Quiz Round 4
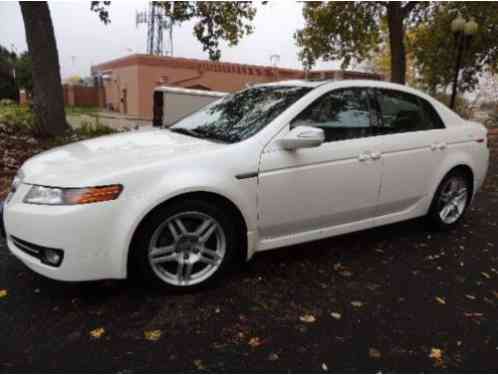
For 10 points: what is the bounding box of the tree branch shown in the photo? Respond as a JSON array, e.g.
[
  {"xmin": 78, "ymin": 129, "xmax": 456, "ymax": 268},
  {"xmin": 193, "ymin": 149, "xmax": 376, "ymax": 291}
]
[{"xmin": 402, "ymin": 1, "xmax": 420, "ymax": 17}]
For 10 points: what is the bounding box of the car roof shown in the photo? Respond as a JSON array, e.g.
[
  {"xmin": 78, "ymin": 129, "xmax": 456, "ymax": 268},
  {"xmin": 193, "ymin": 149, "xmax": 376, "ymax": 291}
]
[{"xmin": 256, "ymin": 79, "xmax": 464, "ymax": 126}]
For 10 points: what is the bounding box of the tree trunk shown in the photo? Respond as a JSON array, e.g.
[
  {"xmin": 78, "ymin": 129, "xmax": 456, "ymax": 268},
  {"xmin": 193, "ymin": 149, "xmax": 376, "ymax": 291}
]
[
  {"xmin": 20, "ymin": 2, "xmax": 69, "ymax": 137},
  {"xmin": 386, "ymin": 3, "xmax": 406, "ymax": 85}
]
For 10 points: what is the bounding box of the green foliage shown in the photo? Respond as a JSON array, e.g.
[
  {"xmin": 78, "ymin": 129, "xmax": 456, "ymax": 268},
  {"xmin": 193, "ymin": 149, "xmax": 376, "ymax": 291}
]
[
  {"xmin": 74, "ymin": 120, "xmax": 117, "ymax": 138},
  {"xmin": 0, "ymin": 99, "xmax": 16, "ymax": 106},
  {"xmin": 65, "ymin": 106, "xmax": 99, "ymax": 117},
  {"xmin": 15, "ymin": 52, "xmax": 33, "ymax": 94},
  {"xmin": 91, "ymin": 1, "xmax": 257, "ymax": 61},
  {"xmin": 0, "ymin": 103, "xmax": 35, "ymax": 132},
  {"xmin": 485, "ymin": 108, "xmax": 498, "ymax": 128},
  {"xmin": 433, "ymin": 93, "xmax": 474, "ymax": 120},
  {"xmin": 0, "ymin": 103, "xmax": 116, "ymax": 140},
  {"xmin": 295, "ymin": 2, "xmax": 384, "ymax": 70},
  {"xmin": 295, "ymin": 3, "xmax": 431, "ymax": 70},
  {"xmin": 0, "ymin": 45, "xmax": 18, "ymax": 101},
  {"xmin": 411, "ymin": 3, "xmax": 498, "ymax": 94}
]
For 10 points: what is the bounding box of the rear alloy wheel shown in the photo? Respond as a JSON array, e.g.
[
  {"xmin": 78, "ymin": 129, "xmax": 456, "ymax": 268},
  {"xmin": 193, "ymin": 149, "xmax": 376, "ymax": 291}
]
[
  {"xmin": 132, "ymin": 200, "xmax": 238, "ymax": 291},
  {"xmin": 427, "ymin": 171, "xmax": 471, "ymax": 230}
]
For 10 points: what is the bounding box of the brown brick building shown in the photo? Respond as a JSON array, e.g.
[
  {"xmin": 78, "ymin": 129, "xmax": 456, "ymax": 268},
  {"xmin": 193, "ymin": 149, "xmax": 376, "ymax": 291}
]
[{"xmin": 91, "ymin": 54, "xmax": 382, "ymax": 120}]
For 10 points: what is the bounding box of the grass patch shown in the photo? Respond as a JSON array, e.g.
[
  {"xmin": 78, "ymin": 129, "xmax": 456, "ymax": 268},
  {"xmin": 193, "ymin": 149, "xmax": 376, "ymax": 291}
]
[
  {"xmin": 65, "ymin": 106, "xmax": 99, "ymax": 117},
  {"xmin": 0, "ymin": 103, "xmax": 35, "ymax": 133}
]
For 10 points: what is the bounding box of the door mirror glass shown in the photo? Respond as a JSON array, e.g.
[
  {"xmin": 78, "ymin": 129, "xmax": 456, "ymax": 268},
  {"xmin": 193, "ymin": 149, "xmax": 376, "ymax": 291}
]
[{"xmin": 279, "ymin": 126, "xmax": 325, "ymax": 150}]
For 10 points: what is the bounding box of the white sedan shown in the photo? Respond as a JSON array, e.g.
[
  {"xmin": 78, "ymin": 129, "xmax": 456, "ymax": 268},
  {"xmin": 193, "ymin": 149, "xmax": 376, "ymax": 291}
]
[{"xmin": 1, "ymin": 80, "xmax": 489, "ymax": 291}]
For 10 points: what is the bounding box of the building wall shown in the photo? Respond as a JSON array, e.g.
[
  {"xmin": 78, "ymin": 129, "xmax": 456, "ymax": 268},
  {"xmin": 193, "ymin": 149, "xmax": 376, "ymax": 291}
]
[
  {"xmin": 93, "ymin": 54, "xmax": 382, "ymax": 120},
  {"xmin": 63, "ymin": 85, "xmax": 102, "ymax": 107},
  {"xmin": 101, "ymin": 65, "xmax": 140, "ymax": 116}
]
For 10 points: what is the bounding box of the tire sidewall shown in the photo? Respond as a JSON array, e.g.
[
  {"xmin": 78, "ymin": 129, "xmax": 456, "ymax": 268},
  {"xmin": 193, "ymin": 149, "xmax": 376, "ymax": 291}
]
[
  {"xmin": 427, "ymin": 171, "xmax": 471, "ymax": 230},
  {"xmin": 130, "ymin": 199, "xmax": 239, "ymax": 291}
]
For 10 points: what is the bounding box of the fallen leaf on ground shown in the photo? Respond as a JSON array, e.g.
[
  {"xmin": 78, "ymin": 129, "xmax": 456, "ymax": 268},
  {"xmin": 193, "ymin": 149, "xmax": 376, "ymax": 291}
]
[
  {"xmin": 268, "ymin": 353, "xmax": 279, "ymax": 361},
  {"xmin": 89, "ymin": 327, "xmax": 105, "ymax": 339},
  {"xmin": 493, "ymin": 291, "xmax": 498, "ymax": 299},
  {"xmin": 429, "ymin": 348, "xmax": 444, "ymax": 367},
  {"xmin": 338, "ymin": 270, "xmax": 353, "ymax": 278},
  {"xmin": 321, "ymin": 363, "xmax": 328, "ymax": 371},
  {"xmin": 351, "ymin": 301, "xmax": 363, "ymax": 308},
  {"xmin": 465, "ymin": 294, "xmax": 476, "ymax": 300},
  {"xmin": 330, "ymin": 312, "xmax": 342, "ymax": 320},
  {"xmin": 369, "ymin": 347, "xmax": 382, "ymax": 359},
  {"xmin": 193, "ymin": 359, "xmax": 206, "ymax": 370},
  {"xmin": 144, "ymin": 330, "xmax": 162, "ymax": 341},
  {"xmin": 435, "ymin": 297, "xmax": 446, "ymax": 305},
  {"xmin": 0, "ymin": 289, "xmax": 7, "ymax": 299},
  {"xmin": 248, "ymin": 337, "xmax": 263, "ymax": 348},
  {"xmin": 464, "ymin": 312, "xmax": 483, "ymax": 318},
  {"xmin": 481, "ymin": 272, "xmax": 491, "ymax": 279},
  {"xmin": 300, "ymin": 314, "xmax": 316, "ymax": 323}
]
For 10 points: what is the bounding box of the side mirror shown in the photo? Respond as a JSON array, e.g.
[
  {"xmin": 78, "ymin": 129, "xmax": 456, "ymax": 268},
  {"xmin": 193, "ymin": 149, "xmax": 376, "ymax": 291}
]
[{"xmin": 279, "ymin": 126, "xmax": 325, "ymax": 150}]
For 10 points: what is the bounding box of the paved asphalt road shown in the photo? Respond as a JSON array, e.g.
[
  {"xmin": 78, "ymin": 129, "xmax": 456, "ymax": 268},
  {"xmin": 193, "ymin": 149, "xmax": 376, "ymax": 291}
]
[
  {"xmin": 1, "ymin": 133, "xmax": 497, "ymax": 372},
  {"xmin": 1, "ymin": 191, "xmax": 497, "ymax": 372}
]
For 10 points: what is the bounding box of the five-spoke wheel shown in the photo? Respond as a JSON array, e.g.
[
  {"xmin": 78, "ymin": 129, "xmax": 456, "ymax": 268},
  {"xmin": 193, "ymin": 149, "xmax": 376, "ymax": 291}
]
[
  {"xmin": 148, "ymin": 212, "xmax": 226, "ymax": 286},
  {"xmin": 131, "ymin": 199, "xmax": 238, "ymax": 291},
  {"xmin": 427, "ymin": 170, "xmax": 471, "ymax": 230}
]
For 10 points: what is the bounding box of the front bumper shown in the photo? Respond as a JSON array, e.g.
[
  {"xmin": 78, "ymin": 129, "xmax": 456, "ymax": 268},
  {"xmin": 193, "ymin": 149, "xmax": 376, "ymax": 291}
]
[
  {"xmin": 3, "ymin": 184, "xmax": 127, "ymax": 281},
  {"xmin": 0, "ymin": 200, "xmax": 5, "ymax": 239}
]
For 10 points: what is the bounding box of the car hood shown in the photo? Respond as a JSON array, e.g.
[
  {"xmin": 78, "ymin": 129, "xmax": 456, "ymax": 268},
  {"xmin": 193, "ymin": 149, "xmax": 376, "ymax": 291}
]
[{"xmin": 20, "ymin": 129, "xmax": 226, "ymax": 187}]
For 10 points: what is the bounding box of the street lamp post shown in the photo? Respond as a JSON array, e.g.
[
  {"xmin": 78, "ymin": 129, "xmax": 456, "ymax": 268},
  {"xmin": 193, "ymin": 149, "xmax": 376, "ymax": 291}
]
[{"xmin": 449, "ymin": 14, "xmax": 478, "ymax": 109}]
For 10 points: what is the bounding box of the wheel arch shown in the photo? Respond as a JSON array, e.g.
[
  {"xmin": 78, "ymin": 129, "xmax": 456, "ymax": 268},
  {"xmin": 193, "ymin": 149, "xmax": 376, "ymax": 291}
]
[
  {"xmin": 126, "ymin": 190, "xmax": 249, "ymax": 277},
  {"xmin": 429, "ymin": 162, "xmax": 475, "ymax": 211}
]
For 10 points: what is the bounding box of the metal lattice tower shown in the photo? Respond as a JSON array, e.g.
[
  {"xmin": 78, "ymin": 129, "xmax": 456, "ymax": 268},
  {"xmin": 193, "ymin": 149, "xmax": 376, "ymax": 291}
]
[{"xmin": 136, "ymin": 3, "xmax": 174, "ymax": 56}]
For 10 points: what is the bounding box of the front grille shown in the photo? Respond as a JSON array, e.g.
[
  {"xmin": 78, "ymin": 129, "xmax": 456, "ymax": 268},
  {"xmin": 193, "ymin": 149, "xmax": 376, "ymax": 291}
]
[{"xmin": 10, "ymin": 236, "xmax": 64, "ymax": 267}]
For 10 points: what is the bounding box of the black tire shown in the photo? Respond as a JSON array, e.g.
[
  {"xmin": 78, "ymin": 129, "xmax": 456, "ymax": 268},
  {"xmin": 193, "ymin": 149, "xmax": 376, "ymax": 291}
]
[
  {"xmin": 426, "ymin": 169, "xmax": 471, "ymax": 231},
  {"xmin": 129, "ymin": 199, "xmax": 240, "ymax": 292}
]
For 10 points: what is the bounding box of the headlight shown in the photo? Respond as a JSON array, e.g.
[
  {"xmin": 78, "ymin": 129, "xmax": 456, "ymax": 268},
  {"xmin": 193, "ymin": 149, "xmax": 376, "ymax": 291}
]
[{"xmin": 23, "ymin": 185, "xmax": 123, "ymax": 205}]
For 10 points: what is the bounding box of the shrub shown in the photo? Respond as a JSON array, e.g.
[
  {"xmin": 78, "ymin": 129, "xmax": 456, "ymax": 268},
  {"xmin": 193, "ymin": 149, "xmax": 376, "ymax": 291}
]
[
  {"xmin": 0, "ymin": 103, "xmax": 35, "ymax": 132},
  {"xmin": 485, "ymin": 106, "xmax": 498, "ymax": 128},
  {"xmin": 433, "ymin": 93, "xmax": 474, "ymax": 119},
  {"xmin": 74, "ymin": 119, "xmax": 117, "ymax": 138},
  {"xmin": 0, "ymin": 98, "xmax": 16, "ymax": 106}
]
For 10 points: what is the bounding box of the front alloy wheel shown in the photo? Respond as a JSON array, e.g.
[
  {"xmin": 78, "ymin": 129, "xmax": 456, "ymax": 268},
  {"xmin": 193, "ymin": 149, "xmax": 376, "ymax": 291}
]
[
  {"xmin": 148, "ymin": 212, "xmax": 226, "ymax": 286},
  {"xmin": 131, "ymin": 199, "xmax": 238, "ymax": 290}
]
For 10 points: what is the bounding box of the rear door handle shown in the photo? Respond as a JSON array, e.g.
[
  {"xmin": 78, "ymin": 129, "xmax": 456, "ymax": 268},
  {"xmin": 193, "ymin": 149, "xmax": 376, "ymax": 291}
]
[
  {"xmin": 370, "ymin": 151, "xmax": 382, "ymax": 160},
  {"xmin": 438, "ymin": 142, "xmax": 447, "ymax": 150}
]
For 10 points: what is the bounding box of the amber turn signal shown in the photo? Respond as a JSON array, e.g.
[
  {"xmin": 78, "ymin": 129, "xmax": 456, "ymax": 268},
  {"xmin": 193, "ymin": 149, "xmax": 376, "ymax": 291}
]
[{"xmin": 65, "ymin": 185, "xmax": 123, "ymax": 205}]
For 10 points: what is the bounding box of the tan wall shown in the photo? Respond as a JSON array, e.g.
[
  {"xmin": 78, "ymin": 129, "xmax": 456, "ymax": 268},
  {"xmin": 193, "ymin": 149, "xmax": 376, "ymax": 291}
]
[
  {"xmin": 62, "ymin": 85, "xmax": 103, "ymax": 107},
  {"xmin": 135, "ymin": 66, "xmax": 299, "ymax": 119},
  {"xmin": 93, "ymin": 54, "xmax": 381, "ymax": 119},
  {"xmin": 101, "ymin": 65, "xmax": 140, "ymax": 117}
]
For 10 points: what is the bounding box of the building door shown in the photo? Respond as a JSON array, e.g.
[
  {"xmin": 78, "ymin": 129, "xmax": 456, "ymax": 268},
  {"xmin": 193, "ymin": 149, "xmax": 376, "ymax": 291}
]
[{"xmin": 121, "ymin": 89, "xmax": 127, "ymax": 114}]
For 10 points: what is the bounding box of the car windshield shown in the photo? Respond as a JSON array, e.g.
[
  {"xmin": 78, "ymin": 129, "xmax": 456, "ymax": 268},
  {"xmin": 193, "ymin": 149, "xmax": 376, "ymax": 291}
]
[{"xmin": 170, "ymin": 86, "xmax": 312, "ymax": 143}]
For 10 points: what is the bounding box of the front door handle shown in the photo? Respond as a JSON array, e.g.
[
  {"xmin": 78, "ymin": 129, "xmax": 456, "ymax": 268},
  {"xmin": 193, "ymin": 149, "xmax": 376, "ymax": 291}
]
[
  {"xmin": 430, "ymin": 143, "xmax": 438, "ymax": 151},
  {"xmin": 357, "ymin": 153, "xmax": 371, "ymax": 162}
]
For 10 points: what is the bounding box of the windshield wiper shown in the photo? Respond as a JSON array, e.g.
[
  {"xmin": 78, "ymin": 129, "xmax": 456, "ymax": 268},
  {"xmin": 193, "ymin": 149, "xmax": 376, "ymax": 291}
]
[
  {"xmin": 192, "ymin": 127, "xmax": 235, "ymax": 143},
  {"xmin": 168, "ymin": 128, "xmax": 204, "ymax": 138}
]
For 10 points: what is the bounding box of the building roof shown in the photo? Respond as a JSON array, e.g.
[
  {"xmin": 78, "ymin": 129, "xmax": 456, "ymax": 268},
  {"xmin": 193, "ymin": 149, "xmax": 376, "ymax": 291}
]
[{"xmin": 91, "ymin": 54, "xmax": 382, "ymax": 81}]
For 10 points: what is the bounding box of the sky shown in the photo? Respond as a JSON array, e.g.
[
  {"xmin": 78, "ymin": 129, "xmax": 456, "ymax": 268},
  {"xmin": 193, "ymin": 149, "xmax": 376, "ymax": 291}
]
[{"xmin": 0, "ymin": 1, "xmax": 342, "ymax": 80}]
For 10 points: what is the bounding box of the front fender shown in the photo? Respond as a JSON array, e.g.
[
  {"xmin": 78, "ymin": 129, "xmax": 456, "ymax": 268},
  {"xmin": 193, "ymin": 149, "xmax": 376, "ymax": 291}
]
[{"xmin": 109, "ymin": 168, "xmax": 258, "ymax": 278}]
